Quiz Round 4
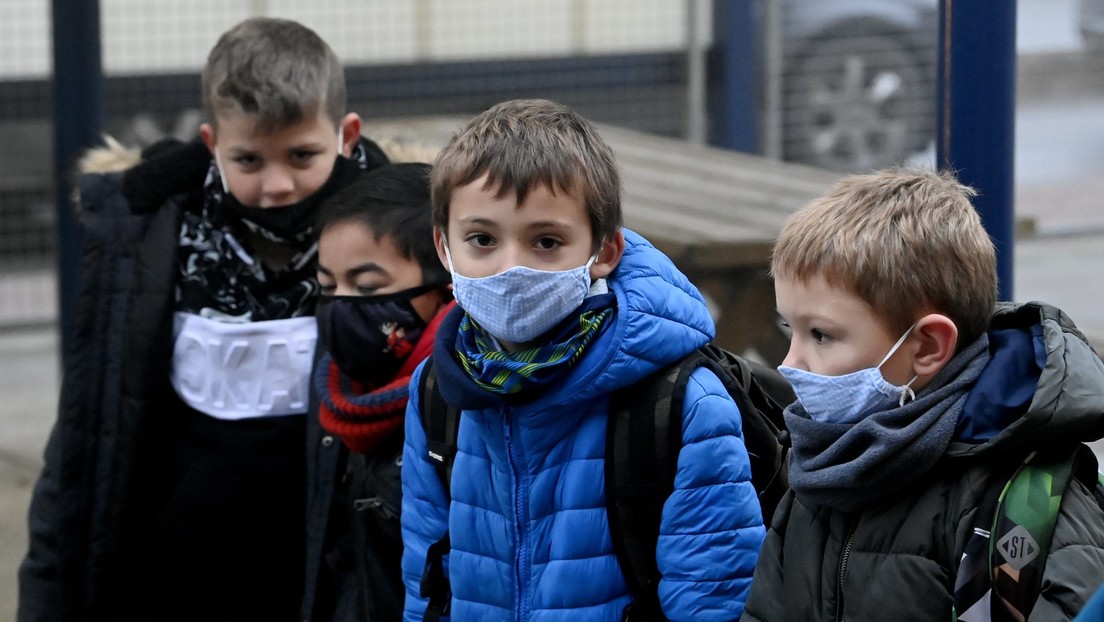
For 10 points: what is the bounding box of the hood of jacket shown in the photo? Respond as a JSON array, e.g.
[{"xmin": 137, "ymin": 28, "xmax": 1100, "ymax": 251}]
[
  {"xmin": 432, "ymin": 228, "xmax": 715, "ymax": 410},
  {"xmin": 950, "ymin": 300, "xmax": 1104, "ymax": 458}
]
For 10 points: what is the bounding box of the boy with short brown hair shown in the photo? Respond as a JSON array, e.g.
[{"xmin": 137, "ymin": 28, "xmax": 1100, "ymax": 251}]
[
  {"xmin": 20, "ymin": 17, "xmax": 387, "ymax": 621},
  {"xmin": 742, "ymin": 168, "xmax": 1104, "ymax": 621},
  {"xmin": 401, "ymin": 99, "xmax": 766, "ymax": 621}
]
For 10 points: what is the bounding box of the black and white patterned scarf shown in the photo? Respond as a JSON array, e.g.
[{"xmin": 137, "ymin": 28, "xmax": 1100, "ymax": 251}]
[{"xmin": 175, "ymin": 142, "xmax": 375, "ymax": 322}]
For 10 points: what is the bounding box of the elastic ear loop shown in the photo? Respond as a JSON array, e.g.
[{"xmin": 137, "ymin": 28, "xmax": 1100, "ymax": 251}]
[
  {"xmin": 441, "ymin": 241, "xmax": 456, "ymax": 274},
  {"xmin": 877, "ymin": 323, "xmax": 919, "ymax": 407},
  {"xmin": 213, "ymin": 149, "xmax": 231, "ymax": 194},
  {"xmin": 899, "ymin": 376, "xmax": 918, "ymax": 407}
]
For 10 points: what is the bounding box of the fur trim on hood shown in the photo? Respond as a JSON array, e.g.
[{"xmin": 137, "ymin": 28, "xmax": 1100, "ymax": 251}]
[{"xmin": 78, "ymin": 136, "xmax": 141, "ymax": 175}]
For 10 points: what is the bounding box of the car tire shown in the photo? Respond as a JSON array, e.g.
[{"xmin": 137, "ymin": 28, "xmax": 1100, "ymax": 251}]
[{"xmin": 782, "ymin": 29, "xmax": 933, "ymax": 172}]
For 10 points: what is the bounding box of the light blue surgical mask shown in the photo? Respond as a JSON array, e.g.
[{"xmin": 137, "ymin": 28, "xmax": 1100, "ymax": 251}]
[
  {"xmin": 443, "ymin": 243, "xmax": 598, "ymax": 344},
  {"xmin": 778, "ymin": 324, "xmax": 918, "ymax": 424}
]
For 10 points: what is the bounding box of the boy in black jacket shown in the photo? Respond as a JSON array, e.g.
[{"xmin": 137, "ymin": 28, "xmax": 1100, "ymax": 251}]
[{"xmin": 19, "ymin": 17, "xmax": 386, "ymax": 621}]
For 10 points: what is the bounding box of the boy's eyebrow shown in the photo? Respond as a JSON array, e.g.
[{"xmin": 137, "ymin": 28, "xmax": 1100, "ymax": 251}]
[
  {"xmin": 525, "ymin": 219, "xmax": 577, "ymax": 231},
  {"xmin": 316, "ymin": 262, "xmax": 386, "ymax": 278},
  {"xmin": 455, "ymin": 216, "xmax": 498, "ymax": 226},
  {"xmin": 286, "ymin": 139, "xmax": 327, "ymax": 151},
  {"xmin": 347, "ymin": 262, "xmax": 386, "ymax": 277}
]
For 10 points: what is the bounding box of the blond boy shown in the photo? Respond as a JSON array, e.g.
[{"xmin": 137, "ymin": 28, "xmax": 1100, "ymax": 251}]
[{"xmin": 742, "ymin": 169, "xmax": 1104, "ymax": 621}]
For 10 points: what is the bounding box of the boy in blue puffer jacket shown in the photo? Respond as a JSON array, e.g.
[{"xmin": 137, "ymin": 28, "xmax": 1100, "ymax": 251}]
[{"xmin": 399, "ymin": 98, "xmax": 766, "ymax": 621}]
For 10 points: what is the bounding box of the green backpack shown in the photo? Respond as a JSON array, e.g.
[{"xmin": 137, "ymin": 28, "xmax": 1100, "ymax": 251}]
[{"xmin": 952, "ymin": 444, "xmax": 1104, "ymax": 621}]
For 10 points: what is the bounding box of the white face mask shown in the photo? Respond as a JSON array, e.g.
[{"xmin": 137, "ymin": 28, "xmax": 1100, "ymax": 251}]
[
  {"xmin": 778, "ymin": 324, "xmax": 918, "ymax": 425},
  {"xmin": 444, "ymin": 243, "xmax": 598, "ymax": 344}
]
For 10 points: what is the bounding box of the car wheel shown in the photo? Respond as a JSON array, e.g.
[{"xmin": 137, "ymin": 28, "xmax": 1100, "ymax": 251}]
[{"xmin": 783, "ymin": 31, "xmax": 932, "ymax": 172}]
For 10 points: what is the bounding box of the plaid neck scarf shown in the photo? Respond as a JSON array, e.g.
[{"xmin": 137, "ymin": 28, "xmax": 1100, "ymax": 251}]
[{"xmin": 455, "ymin": 303, "xmax": 613, "ymax": 397}]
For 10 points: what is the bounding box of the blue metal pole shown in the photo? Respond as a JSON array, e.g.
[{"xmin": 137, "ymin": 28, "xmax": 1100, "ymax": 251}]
[
  {"xmin": 936, "ymin": 0, "xmax": 1017, "ymax": 300},
  {"xmin": 709, "ymin": 0, "xmax": 762, "ymax": 153},
  {"xmin": 51, "ymin": 0, "xmax": 105, "ymax": 356}
]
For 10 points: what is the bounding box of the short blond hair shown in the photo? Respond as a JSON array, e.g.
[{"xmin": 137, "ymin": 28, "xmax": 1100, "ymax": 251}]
[
  {"xmin": 771, "ymin": 168, "xmax": 997, "ymax": 348},
  {"xmin": 430, "ymin": 99, "xmax": 622, "ymax": 252}
]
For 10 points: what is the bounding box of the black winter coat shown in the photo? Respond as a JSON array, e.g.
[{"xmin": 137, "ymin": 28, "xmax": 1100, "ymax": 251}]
[
  {"xmin": 18, "ymin": 138, "xmax": 387, "ymax": 622},
  {"xmin": 302, "ymin": 431, "xmax": 404, "ymax": 622}
]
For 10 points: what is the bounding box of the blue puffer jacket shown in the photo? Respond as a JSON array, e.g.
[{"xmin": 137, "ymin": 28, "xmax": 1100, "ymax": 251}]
[{"xmin": 401, "ymin": 230, "xmax": 766, "ymax": 622}]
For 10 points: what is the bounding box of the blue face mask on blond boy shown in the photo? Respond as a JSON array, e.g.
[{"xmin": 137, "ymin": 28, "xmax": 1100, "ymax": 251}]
[{"xmin": 778, "ymin": 324, "xmax": 918, "ymax": 424}]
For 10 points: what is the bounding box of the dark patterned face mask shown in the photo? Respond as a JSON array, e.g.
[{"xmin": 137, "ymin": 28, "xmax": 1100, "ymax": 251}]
[
  {"xmin": 218, "ymin": 154, "xmax": 362, "ymax": 243},
  {"xmin": 315, "ymin": 285, "xmax": 436, "ymax": 386}
]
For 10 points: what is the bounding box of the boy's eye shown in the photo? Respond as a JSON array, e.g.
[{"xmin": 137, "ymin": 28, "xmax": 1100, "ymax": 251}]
[
  {"xmin": 232, "ymin": 154, "xmax": 262, "ymax": 169},
  {"xmin": 356, "ymin": 285, "xmax": 380, "ymax": 295},
  {"xmin": 466, "ymin": 233, "xmax": 495, "ymax": 248},
  {"xmin": 534, "ymin": 236, "xmax": 561, "ymax": 250},
  {"xmin": 291, "ymin": 149, "xmax": 320, "ymax": 164},
  {"xmin": 318, "ymin": 284, "xmax": 335, "ymax": 295},
  {"xmin": 811, "ymin": 329, "xmax": 832, "ymax": 345}
]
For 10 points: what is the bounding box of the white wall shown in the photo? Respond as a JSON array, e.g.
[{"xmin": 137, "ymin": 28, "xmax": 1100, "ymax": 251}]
[{"xmin": 1, "ymin": 0, "xmax": 690, "ymax": 79}]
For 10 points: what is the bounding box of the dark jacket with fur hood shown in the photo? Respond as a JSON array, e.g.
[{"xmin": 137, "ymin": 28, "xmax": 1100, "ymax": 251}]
[{"xmin": 18, "ymin": 136, "xmax": 387, "ymax": 622}]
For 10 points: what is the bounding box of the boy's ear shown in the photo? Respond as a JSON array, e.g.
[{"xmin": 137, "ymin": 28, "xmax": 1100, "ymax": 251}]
[
  {"xmin": 339, "ymin": 113, "xmax": 362, "ymax": 157},
  {"xmin": 433, "ymin": 226, "xmax": 450, "ymax": 271},
  {"xmin": 910, "ymin": 313, "xmax": 959, "ymax": 379},
  {"xmin": 199, "ymin": 123, "xmax": 217, "ymax": 155},
  {"xmin": 589, "ymin": 229, "xmax": 625, "ymax": 280}
]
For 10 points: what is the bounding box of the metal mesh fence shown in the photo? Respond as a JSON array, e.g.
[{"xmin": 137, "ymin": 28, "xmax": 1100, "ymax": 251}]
[{"xmin": 1, "ymin": 1, "xmax": 1099, "ymax": 328}]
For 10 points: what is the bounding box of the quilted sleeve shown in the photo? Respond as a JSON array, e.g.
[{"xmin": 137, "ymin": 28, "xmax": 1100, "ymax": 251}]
[
  {"xmin": 401, "ymin": 361, "xmax": 452, "ymax": 622},
  {"xmin": 655, "ymin": 366, "xmax": 767, "ymax": 621},
  {"xmin": 1030, "ymin": 476, "xmax": 1104, "ymax": 621}
]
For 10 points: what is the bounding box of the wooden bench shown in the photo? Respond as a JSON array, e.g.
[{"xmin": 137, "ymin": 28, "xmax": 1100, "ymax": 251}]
[{"xmin": 363, "ymin": 117, "xmax": 840, "ymax": 363}]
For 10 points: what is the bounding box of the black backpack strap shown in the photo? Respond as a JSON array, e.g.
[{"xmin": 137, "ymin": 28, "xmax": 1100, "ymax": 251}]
[
  {"xmin": 420, "ymin": 533, "xmax": 452, "ymax": 622},
  {"xmin": 416, "ymin": 357, "xmax": 460, "ymax": 622},
  {"xmin": 419, "ymin": 357, "xmax": 460, "ymax": 493},
  {"xmin": 697, "ymin": 345, "xmax": 792, "ymax": 523},
  {"xmin": 607, "ymin": 353, "xmax": 702, "ymax": 622}
]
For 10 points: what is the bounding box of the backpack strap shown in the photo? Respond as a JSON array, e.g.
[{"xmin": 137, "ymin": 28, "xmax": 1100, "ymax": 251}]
[
  {"xmin": 416, "ymin": 357, "xmax": 459, "ymax": 622},
  {"xmin": 991, "ymin": 445, "xmax": 1098, "ymax": 620},
  {"xmin": 697, "ymin": 345, "xmax": 791, "ymax": 522},
  {"xmin": 607, "ymin": 353, "xmax": 698, "ymax": 622},
  {"xmin": 953, "ymin": 444, "xmax": 1098, "ymax": 621},
  {"xmin": 420, "ymin": 357, "xmax": 460, "ymax": 493}
]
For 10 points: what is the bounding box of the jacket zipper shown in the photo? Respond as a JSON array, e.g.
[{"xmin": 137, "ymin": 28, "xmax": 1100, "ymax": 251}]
[
  {"xmin": 505, "ymin": 410, "xmax": 532, "ymax": 621},
  {"xmin": 836, "ymin": 525, "xmax": 857, "ymax": 622}
]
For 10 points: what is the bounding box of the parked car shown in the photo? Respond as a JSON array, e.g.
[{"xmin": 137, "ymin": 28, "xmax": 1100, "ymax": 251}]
[
  {"xmin": 781, "ymin": 0, "xmax": 939, "ymax": 172},
  {"xmin": 1081, "ymin": 0, "xmax": 1104, "ymax": 51}
]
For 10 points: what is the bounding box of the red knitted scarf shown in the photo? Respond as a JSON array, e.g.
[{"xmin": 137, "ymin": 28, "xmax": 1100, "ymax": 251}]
[{"xmin": 317, "ymin": 301, "xmax": 455, "ymax": 453}]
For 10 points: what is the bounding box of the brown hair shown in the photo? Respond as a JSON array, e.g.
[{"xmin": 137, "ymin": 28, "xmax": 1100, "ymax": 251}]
[
  {"xmin": 771, "ymin": 168, "xmax": 997, "ymax": 348},
  {"xmin": 202, "ymin": 17, "xmax": 345, "ymax": 133},
  {"xmin": 430, "ymin": 99, "xmax": 622, "ymax": 251}
]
